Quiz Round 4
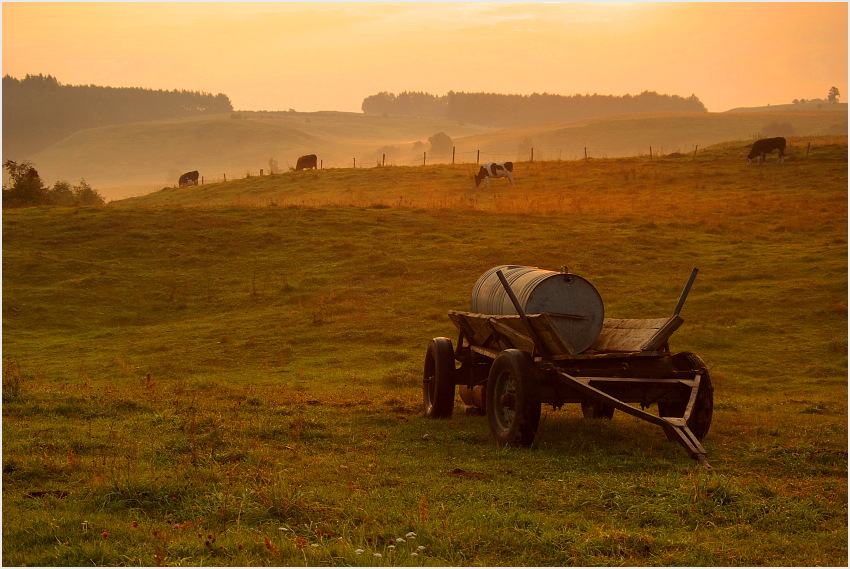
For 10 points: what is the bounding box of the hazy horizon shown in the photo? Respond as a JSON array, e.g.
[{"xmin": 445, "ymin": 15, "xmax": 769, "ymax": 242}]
[{"xmin": 3, "ymin": 2, "xmax": 847, "ymax": 114}]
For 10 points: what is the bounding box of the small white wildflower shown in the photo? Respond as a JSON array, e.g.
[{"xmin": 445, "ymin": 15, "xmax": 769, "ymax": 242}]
[
  {"xmin": 405, "ymin": 531, "xmax": 417, "ymax": 539},
  {"xmin": 411, "ymin": 552, "xmax": 419, "ymax": 557},
  {"xmin": 311, "ymin": 543, "xmax": 320, "ymax": 548},
  {"xmin": 387, "ymin": 545, "xmax": 396, "ymax": 551},
  {"xmin": 354, "ymin": 549, "xmax": 364, "ymax": 555},
  {"xmin": 417, "ymin": 545, "xmax": 426, "ymax": 551},
  {"xmin": 373, "ymin": 553, "xmax": 382, "ymax": 558},
  {"xmin": 396, "ymin": 537, "xmax": 405, "ymax": 543},
  {"xmin": 278, "ymin": 527, "xmax": 288, "ymax": 532}
]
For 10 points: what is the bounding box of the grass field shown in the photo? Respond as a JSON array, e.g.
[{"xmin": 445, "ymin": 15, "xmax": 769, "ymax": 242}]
[{"xmin": 3, "ymin": 137, "xmax": 847, "ymax": 566}]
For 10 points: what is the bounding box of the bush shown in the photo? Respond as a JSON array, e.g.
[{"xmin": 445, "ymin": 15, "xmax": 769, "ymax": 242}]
[
  {"xmin": 2, "ymin": 160, "xmax": 104, "ymax": 208},
  {"xmin": 762, "ymin": 122, "xmax": 796, "ymax": 137},
  {"xmin": 71, "ymin": 179, "xmax": 105, "ymax": 206}
]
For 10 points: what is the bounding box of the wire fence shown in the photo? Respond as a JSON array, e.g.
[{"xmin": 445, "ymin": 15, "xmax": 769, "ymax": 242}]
[
  {"xmin": 195, "ymin": 136, "xmax": 805, "ymax": 185},
  {"xmin": 195, "ymin": 146, "xmax": 678, "ymax": 184}
]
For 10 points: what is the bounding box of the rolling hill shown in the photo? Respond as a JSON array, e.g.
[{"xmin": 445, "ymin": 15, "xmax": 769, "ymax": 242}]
[{"xmin": 22, "ymin": 105, "xmax": 848, "ymax": 201}]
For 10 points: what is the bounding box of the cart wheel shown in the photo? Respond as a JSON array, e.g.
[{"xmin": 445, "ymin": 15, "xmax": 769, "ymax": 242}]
[
  {"xmin": 486, "ymin": 350, "xmax": 541, "ymax": 447},
  {"xmin": 581, "ymin": 402, "xmax": 615, "ymax": 420},
  {"xmin": 423, "ymin": 337, "xmax": 457, "ymax": 418},
  {"xmin": 658, "ymin": 352, "xmax": 714, "ymax": 440}
]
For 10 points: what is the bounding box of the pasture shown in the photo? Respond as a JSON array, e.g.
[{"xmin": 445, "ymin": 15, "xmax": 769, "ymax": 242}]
[
  {"xmin": 3, "ymin": 137, "xmax": 847, "ymax": 566},
  {"xmin": 27, "ymin": 106, "xmax": 847, "ymax": 201}
]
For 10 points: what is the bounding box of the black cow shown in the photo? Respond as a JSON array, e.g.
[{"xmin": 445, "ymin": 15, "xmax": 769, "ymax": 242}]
[
  {"xmin": 474, "ymin": 162, "xmax": 514, "ymax": 187},
  {"xmin": 295, "ymin": 154, "xmax": 318, "ymax": 170},
  {"xmin": 178, "ymin": 170, "xmax": 199, "ymax": 187},
  {"xmin": 747, "ymin": 137, "xmax": 786, "ymax": 164}
]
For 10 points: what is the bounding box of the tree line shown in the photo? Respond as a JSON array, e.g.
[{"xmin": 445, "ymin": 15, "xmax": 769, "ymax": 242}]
[
  {"xmin": 361, "ymin": 90, "xmax": 707, "ymax": 126},
  {"xmin": 3, "ymin": 74, "xmax": 234, "ymax": 158}
]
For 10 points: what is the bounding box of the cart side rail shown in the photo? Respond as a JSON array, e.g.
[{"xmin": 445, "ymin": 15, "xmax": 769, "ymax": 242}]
[
  {"xmin": 449, "ymin": 310, "xmax": 684, "ymax": 358},
  {"xmin": 590, "ymin": 316, "xmax": 683, "ymax": 353}
]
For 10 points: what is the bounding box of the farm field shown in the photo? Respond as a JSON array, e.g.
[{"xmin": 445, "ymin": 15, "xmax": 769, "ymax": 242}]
[{"xmin": 2, "ymin": 137, "xmax": 847, "ymax": 566}]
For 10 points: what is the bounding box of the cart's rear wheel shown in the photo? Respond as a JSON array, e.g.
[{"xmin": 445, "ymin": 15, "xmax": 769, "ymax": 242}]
[
  {"xmin": 658, "ymin": 351, "xmax": 713, "ymax": 440},
  {"xmin": 581, "ymin": 402, "xmax": 615, "ymax": 420},
  {"xmin": 423, "ymin": 337, "xmax": 457, "ymax": 418},
  {"xmin": 486, "ymin": 350, "xmax": 541, "ymax": 447}
]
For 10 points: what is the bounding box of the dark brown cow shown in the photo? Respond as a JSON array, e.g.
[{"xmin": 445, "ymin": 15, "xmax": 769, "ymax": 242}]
[
  {"xmin": 178, "ymin": 170, "xmax": 199, "ymax": 187},
  {"xmin": 747, "ymin": 137, "xmax": 786, "ymax": 164},
  {"xmin": 295, "ymin": 154, "xmax": 318, "ymax": 170}
]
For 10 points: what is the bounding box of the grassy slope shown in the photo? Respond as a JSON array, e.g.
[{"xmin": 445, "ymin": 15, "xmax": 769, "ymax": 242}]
[
  {"xmin": 28, "ymin": 112, "xmax": 498, "ymax": 198},
  {"xmin": 3, "ymin": 139, "xmax": 847, "ymax": 566},
  {"xmin": 27, "ymin": 107, "xmax": 847, "ymax": 201}
]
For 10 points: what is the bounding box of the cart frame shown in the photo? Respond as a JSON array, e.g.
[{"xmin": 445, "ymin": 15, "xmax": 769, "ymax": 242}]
[{"xmin": 423, "ymin": 268, "xmax": 713, "ymax": 466}]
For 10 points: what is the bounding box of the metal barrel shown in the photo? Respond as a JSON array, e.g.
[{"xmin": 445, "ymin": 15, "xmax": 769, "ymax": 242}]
[{"xmin": 470, "ymin": 265, "xmax": 604, "ymax": 354}]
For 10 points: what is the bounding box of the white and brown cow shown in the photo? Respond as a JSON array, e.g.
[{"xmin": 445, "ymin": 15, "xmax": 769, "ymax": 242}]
[
  {"xmin": 474, "ymin": 162, "xmax": 514, "ymax": 187},
  {"xmin": 747, "ymin": 137, "xmax": 786, "ymax": 164}
]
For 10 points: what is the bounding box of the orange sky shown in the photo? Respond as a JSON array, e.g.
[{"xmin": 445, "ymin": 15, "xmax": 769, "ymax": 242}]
[{"xmin": 2, "ymin": 2, "xmax": 847, "ymax": 113}]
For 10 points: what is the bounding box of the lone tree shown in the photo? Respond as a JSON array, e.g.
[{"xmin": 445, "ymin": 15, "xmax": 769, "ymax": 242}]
[
  {"xmin": 3, "ymin": 159, "xmax": 46, "ymax": 207},
  {"xmin": 828, "ymin": 86, "xmax": 841, "ymax": 103},
  {"xmin": 428, "ymin": 132, "xmax": 453, "ymax": 155}
]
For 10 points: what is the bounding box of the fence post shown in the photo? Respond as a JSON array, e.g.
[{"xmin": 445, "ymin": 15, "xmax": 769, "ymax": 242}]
[
  {"xmin": 201, "ymin": 176, "xmax": 204, "ymax": 185},
  {"xmin": 224, "ymin": 173, "xmax": 226, "ymax": 182},
  {"xmin": 423, "ymin": 151, "xmax": 426, "ymax": 166},
  {"xmin": 353, "ymin": 158, "xmax": 356, "ymax": 168},
  {"xmin": 452, "ymin": 147, "xmax": 455, "ymax": 164},
  {"xmin": 649, "ymin": 146, "xmax": 653, "ymax": 161},
  {"xmin": 260, "ymin": 169, "xmax": 264, "ymax": 176},
  {"xmin": 693, "ymin": 145, "xmax": 698, "ymax": 161},
  {"xmin": 320, "ymin": 160, "xmax": 323, "ymax": 169},
  {"xmin": 806, "ymin": 142, "xmax": 811, "ymax": 158},
  {"xmin": 382, "ymin": 153, "xmax": 386, "ymax": 166},
  {"xmin": 477, "ymin": 150, "xmax": 480, "ymax": 164},
  {"xmin": 584, "ymin": 147, "xmax": 588, "ymax": 162},
  {"xmin": 531, "ymin": 147, "xmax": 534, "ymax": 163}
]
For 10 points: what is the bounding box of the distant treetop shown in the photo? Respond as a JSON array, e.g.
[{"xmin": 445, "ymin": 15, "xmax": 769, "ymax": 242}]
[{"xmin": 361, "ymin": 90, "xmax": 707, "ymax": 126}]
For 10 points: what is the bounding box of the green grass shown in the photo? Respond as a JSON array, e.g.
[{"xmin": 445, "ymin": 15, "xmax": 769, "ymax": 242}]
[{"xmin": 3, "ymin": 139, "xmax": 847, "ymax": 566}]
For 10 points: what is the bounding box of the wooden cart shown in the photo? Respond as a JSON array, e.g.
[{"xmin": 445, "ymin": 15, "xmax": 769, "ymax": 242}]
[{"xmin": 423, "ymin": 268, "xmax": 713, "ymax": 466}]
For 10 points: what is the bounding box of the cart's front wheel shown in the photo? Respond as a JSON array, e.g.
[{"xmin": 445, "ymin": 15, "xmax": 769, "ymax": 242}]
[
  {"xmin": 486, "ymin": 350, "xmax": 541, "ymax": 447},
  {"xmin": 423, "ymin": 337, "xmax": 457, "ymax": 418},
  {"xmin": 658, "ymin": 351, "xmax": 713, "ymax": 440}
]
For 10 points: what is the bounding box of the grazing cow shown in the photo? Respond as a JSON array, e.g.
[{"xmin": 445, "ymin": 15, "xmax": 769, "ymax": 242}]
[
  {"xmin": 474, "ymin": 162, "xmax": 514, "ymax": 187},
  {"xmin": 747, "ymin": 137, "xmax": 786, "ymax": 164},
  {"xmin": 178, "ymin": 170, "xmax": 199, "ymax": 188},
  {"xmin": 295, "ymin": 154, "xmax": 318, "ymax": 170}
]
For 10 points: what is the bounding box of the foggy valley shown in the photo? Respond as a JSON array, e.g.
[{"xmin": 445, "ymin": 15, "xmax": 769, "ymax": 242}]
[{"xmin": 3, "ymin": 75, "xmax": 847, "ymax": 201}]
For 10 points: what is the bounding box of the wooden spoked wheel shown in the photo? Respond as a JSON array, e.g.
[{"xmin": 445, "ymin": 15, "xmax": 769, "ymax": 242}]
[
  {"xmin": 423, "ymin": 337, "xmax": 457, "ymax": 418},
  {"xmin": 658, "ymin": 351, "xmax": 714, "ymax": 440},
  {"xmin": 485, "ymin": 350, "xmax": 541, "ymax": 447}
]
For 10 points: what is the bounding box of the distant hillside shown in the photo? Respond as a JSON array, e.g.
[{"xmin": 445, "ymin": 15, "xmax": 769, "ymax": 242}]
[
  {"xmin": 726, "ymin": 101, "xmax": 848, "ymax": 113},
  {"xmin": 361, "ymin": 90, "xmax": 707, "ymax": 127},
  {"xmin": 26, "ymin": 111, "xmax": 495, "ymax": 199},
  {"xmin": 456, "ymin": 108, "xmax": 848, "ymax": 161},
  {"xmin": 23, "ymin": 106, "xmax": 848, "ymax": 201},
  {"xmin": 2, "ymin": 74, "xmax": 233, "ymax": 158}
]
